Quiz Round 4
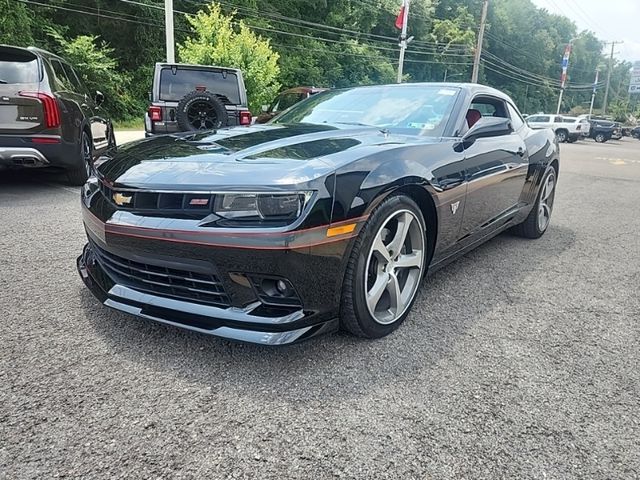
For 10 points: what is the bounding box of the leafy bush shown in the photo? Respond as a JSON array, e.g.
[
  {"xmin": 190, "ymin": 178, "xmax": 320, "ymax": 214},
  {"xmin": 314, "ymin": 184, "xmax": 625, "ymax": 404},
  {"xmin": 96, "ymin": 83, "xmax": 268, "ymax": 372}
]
[
  {"xmin": 48, "ymin": 30, "xmax": 140, "ymax": 121},
  {"xmin": 179, "ymin": 3, "xmax": 280, "ymax": 113}
]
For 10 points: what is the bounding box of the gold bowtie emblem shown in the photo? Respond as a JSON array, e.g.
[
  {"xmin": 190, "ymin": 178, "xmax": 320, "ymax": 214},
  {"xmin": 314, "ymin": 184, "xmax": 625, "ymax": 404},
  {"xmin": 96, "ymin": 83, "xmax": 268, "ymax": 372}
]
[{"xmin": 113, "ymin": 192, "xmax": 133, "ymax": 206}]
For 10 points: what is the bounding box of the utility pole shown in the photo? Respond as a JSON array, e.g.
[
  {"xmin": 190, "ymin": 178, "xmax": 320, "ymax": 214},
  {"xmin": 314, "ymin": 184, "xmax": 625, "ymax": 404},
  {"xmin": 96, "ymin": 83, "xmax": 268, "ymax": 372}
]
[
  {"xmin": 396, "ymin": 0, "xmax": 411, "ymax": 83},
  {"xmin": 471, "ymin": 0, "xmax": 489, "ymax": 83},
  {"xmin": 588, "ymin": 69, "xmax": 599, "ymax": 118},
  {"xmin": 165, "ymin": 0, "xmax": 175, "ymax": 63},
  {"xmin": 556, "ymin": 42, "xmax": 573, "ymax": 115},
  {"xmin": 602, "ymin": 41, "xmax": 622, "ymax": 115}
]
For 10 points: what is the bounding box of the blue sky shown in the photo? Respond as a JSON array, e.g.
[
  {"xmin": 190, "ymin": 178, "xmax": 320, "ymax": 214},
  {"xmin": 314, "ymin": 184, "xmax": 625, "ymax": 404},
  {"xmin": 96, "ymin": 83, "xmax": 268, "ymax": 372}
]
[{"xmin": 531, "ymin": 0, "xmax": 640, "ymax": 63}]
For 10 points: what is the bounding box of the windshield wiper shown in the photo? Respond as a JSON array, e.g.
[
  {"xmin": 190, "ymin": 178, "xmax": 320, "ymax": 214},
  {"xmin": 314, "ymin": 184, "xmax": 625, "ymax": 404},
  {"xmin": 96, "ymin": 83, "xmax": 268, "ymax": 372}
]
[
  {"xmin": 330, "ymin": 121, "xmax": 390, "ymax": 135},
  {"xmin": 331, "ymin": 121, "xmax": 377, "ymax": 128}
]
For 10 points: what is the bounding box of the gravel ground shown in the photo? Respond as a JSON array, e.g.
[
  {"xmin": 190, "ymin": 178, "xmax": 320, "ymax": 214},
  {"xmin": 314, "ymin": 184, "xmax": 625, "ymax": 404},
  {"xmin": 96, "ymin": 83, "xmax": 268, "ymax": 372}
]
[{"xmin": 1, "ymin": 137, "xmax": 639, "ymax": 479}]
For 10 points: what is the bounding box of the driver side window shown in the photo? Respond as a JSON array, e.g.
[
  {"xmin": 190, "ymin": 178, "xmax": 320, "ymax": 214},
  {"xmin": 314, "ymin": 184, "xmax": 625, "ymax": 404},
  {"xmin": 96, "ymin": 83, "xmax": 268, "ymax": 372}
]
[{"xmin": 463, "ymin": 95, "xmax": 509, "ymax": 135}]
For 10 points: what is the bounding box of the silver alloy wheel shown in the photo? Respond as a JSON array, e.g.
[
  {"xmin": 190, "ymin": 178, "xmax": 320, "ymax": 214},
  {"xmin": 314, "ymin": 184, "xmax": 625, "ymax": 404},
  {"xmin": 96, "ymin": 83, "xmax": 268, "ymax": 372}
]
[
  {"xmin": 556, "ymin": 130, "xmax": 567, "ymax": 142},
  {"xmin": 537, "ymin": 171, "xmax": 556, "ymax": 231},
  {"xmin": 364, "ymin": 209, "xmax": 425, "ymax": 325}
]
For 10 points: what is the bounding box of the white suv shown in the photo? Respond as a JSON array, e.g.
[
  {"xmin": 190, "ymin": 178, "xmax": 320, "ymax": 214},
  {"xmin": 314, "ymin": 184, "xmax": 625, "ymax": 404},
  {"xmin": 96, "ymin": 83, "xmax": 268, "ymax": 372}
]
[{"xmin": 526, "ymin": 113, "xmax": 586, "ymax": 143}]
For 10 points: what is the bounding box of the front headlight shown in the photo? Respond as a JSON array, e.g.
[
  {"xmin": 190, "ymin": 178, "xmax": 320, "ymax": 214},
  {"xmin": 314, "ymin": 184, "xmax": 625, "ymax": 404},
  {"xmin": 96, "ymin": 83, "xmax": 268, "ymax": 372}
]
[{"xmin": 213, "ymin": 192, "xmax": 313, "ymax": 221}]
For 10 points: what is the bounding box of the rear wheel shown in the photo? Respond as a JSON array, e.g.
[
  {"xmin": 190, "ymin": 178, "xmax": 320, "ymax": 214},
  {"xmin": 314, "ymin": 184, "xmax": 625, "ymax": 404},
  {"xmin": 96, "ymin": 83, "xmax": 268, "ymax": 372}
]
[
  {"xmin": 512, "ymin": 165, "xmax": 557, "ymax": 239},
  {"xmin": 340, "ymin": 195, "xmax": 427, "ymax": 339},
  {"xmin": 65, "ymin": 131, "xmax": 92, "ymax": 186}
]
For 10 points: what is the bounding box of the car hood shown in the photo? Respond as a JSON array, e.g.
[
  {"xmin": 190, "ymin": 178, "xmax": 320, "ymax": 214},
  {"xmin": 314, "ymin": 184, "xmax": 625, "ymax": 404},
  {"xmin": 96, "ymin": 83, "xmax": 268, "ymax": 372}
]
[{"xmin": 96, "ymin": 124, "xmax": 438, "ymax": 189}]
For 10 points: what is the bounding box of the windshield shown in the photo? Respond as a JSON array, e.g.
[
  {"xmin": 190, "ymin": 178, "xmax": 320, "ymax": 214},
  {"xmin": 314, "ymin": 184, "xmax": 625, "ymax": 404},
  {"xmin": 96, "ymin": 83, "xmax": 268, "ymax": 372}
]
[
  {"xmin": 273, "ymin": 85, "xmax": 460, "ymax": 136},
  {"xmin": 159, "ymin": 68, "xmax": 241, "ymax": 104}
]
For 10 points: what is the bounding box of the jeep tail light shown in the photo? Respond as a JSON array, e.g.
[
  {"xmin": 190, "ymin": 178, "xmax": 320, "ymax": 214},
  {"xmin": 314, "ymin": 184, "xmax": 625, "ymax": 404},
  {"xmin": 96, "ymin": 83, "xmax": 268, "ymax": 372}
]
[
  {"xmin": 19, "ymin": 91, "xmax": 61, "ymax": 129},
  {"xmin": 148, "ymin": 106, "xmax": 162, "ymax": 122},
  {"xmin": 239, "ymin": 110, "xmax": 252, "ymax": 126}
]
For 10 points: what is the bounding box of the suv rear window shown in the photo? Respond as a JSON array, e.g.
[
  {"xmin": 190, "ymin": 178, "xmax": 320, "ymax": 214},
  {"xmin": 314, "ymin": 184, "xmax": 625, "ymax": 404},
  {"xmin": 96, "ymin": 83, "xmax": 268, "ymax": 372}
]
[
  {"xmin": 0, "ymin": 50, "xmax": 40, "ymax": 84},
  {"xmin": 159, "ymin": 68, "xmax": 241, "ymax": 104}
]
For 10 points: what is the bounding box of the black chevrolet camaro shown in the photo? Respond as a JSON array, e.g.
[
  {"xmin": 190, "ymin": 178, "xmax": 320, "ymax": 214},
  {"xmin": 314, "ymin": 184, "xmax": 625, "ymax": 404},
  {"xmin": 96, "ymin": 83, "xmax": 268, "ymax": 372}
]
[{"xmin": 78, "ymin": 83, "xmax": 559, "ymax": 345}]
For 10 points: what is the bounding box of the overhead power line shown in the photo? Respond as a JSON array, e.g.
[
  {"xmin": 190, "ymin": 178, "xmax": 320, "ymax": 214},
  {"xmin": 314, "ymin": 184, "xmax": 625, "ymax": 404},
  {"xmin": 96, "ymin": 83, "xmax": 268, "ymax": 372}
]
[
  {"xmin": 481, "ymin": 57, "xmax": 603, "ymax": 91},
  {"xmin": 17, "ymin": 0, "xmax": 190, "ymax": 32},
  {"xmin": 125, "ymin": 0, "xmax": 473, "ymax": 59}
]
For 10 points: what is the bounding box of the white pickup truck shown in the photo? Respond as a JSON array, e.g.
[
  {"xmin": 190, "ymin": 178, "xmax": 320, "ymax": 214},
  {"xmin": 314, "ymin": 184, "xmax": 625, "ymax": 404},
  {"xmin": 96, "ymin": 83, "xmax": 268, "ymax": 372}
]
[{"xmin": 526, "ymin": 113, "xmax": 589, "ymax": 142}]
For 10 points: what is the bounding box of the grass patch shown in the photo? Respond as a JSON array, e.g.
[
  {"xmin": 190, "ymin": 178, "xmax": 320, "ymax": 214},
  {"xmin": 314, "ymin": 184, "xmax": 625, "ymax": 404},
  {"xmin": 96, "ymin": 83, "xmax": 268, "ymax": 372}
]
[{"xmin": 113, "ymin": 118, "xmax": 144, "ymax": 130}]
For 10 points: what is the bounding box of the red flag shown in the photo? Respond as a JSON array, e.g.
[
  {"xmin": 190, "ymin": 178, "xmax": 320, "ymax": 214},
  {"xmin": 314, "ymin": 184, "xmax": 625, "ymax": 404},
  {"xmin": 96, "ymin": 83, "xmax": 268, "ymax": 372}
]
[{"xmin": 395, "ymin": 2, "xmax": 405, "ymax": 30}]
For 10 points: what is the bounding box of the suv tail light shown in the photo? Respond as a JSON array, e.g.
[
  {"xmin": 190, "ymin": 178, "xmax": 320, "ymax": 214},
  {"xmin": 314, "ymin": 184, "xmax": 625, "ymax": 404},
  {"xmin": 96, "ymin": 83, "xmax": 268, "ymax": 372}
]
[
  {"xmin": 19, "ymin": 91, "xmax": 61, "ymax": 129},
  {"xmin": 148, "ymin": 106, "xmax": 162, "ymax": 122},
  {"xmin": 239, "ymin": 110, "xmax": 252, "ymax": 126}
]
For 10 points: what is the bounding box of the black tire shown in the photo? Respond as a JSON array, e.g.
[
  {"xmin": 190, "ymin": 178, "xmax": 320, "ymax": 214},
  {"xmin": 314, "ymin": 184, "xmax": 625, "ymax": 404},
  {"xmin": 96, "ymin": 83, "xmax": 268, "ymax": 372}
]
[
  {"xmin": 512, "ymin": 164, "xmax": 557, "ymax": 239},
  {"xmin": 594, "ymin": 133, "xmax": 607, "ymax": 143},
  {"xmin": 555, "ymin": 129, "xmax": 568, "ymax": 143},
  {"xmin": 567, "ymin": 135, "xmax": 578, "ymax": 143},
  {"xmin": 340, "ymin": 194, "xmax": 427, "ymax": 339},
  {"xmin": 65, "ymin": 131, "xmax": 92, "ymax": 186},
  {"xmin": 176, "ymin": 91, "xmax": 228, "ymax": 132}
]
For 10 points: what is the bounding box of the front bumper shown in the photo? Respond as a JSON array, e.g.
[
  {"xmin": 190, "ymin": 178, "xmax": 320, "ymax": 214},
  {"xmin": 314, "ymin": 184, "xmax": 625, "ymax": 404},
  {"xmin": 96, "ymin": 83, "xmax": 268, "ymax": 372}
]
[{"xmin": 77, "ymin": 242, "xmax": 340, "ymax": 345}]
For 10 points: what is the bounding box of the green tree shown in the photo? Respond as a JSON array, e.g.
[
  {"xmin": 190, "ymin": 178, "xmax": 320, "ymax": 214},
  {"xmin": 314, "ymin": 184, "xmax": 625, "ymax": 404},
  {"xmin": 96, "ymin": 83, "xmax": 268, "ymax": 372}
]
[
  {"xmin": 0, "ymin": 0, "xmax": 34, "ymax": 46},
  {"xmin": 48, "ymin": 30, "xmax": 138, "ymax": 120},
  {"xmin": 179, "ymin": 2, "xmax": 281, "ymax": 112}
]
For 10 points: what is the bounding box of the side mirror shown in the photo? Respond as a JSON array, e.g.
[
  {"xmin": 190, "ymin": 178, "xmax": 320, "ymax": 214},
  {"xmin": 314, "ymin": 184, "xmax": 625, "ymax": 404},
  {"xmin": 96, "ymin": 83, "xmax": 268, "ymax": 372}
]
[
  {"xmin": 261, "ymin": 104, "xmax": 269, "ymax": 112},
  {"xmin": 463, "ymin": 116, "xmax": 513, "ymax": 143},
  {"xmin": 95, "ymin": 90, "xmax": 105, "ymax": 107}
]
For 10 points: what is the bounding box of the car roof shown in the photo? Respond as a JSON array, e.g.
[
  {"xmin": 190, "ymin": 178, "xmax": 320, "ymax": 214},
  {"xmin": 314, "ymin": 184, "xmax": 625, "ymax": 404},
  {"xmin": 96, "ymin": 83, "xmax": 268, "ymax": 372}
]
[
  {"xmin": 348, "ymin": 82, "xmax": 519, "ymax": 105},
  {"xmin": 155, "ymin": 62, "xmax": 242, "ymax": 74},
  {"xmin": 0, "ymin": 44, "xmax": 64, "ymax": 62}
]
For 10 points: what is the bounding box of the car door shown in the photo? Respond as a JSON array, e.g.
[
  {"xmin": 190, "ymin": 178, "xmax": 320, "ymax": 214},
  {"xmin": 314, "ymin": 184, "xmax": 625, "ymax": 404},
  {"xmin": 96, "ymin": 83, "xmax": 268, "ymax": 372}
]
[{"xmin": 459, "ymin": 96, "xmax": 528, "ymax": 239}]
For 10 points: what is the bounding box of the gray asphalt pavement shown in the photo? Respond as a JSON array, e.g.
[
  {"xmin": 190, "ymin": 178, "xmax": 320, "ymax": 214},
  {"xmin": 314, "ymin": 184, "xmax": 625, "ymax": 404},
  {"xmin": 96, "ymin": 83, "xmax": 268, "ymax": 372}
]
[{"xmin": 1, "ymin": 137, "xmax": 639, "ymax": 479}]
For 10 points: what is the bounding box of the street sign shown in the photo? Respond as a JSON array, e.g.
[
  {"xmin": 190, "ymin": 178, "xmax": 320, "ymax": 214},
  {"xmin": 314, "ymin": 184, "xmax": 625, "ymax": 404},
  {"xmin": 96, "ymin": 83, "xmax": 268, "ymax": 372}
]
[{"xmin": 630, "ymin": 61, "xmax": 640, "ymax": 94}]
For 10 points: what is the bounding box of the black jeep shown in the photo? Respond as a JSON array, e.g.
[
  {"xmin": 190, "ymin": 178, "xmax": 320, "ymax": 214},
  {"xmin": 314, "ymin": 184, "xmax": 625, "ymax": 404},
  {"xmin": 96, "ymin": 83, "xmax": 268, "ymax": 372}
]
[{"xmin": 145, "ymin": 63, "xmax": 252, "ymax": 136}]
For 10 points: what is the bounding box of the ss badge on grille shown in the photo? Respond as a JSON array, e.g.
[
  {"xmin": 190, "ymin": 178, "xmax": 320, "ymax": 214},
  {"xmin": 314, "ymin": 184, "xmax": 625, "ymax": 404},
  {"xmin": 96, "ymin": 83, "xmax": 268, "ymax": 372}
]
[{"xmin": 113, "ymin": 192, "xmax": 133, "ymax": 206}]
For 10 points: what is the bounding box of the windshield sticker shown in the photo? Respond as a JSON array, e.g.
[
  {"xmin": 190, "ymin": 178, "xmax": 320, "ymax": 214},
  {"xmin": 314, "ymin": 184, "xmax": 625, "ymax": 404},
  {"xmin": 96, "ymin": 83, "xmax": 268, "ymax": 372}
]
[{"xmin": 407, "ymin": 122, "xmax": 435, "ymax": 129}]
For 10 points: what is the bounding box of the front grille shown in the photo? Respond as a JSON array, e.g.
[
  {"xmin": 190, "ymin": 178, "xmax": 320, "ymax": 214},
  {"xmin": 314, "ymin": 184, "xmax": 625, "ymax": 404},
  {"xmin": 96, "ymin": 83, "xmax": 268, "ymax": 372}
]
[
  {"xmin": 99, "ymin": 182, "xmax": 215, "ymax": 218},
  {"xmin": 90, "ymin": 241, "xmax": 231, "ymax": 308}
]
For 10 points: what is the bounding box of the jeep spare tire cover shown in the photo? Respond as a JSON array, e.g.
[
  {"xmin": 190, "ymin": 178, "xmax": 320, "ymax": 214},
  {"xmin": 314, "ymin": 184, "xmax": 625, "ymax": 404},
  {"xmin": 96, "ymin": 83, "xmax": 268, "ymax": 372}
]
[{"xmin": 176, "ymin": 90, "xmax": 229, "ymax": 131}]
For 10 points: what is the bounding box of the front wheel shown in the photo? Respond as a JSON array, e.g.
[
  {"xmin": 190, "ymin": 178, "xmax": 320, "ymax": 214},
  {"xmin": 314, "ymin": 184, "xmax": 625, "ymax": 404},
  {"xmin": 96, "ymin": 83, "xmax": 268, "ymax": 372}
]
[
  {"xmin": 594, "ymin": 133, "xmax": 607, "ymax": 143},
  {"xmin": 340, "ymin": 195, "xmax": 427, "ymax": 339},
  {"xmin": 512, "ymin": 165, "xmax": 557, "ymax": 239}
]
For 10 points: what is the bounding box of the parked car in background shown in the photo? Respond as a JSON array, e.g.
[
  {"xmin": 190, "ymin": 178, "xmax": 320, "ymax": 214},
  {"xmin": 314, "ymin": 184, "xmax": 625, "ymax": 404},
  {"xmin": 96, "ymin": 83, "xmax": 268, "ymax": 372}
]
[
  {"xmin": 588, "ymin": 119, "xmax": 617, "ymax": 143},
  {"xmin": 612, "ymin": 122, "xmax": 623, "ymax": 140},
  {"xmin": 0, "ymin": 44, "xmax": 114, "ymax": 185},
  {"xmin": 78, "ymin": 82, "xmax": 559, "ymax": 345},
  {"xmin": 631, "ymin": 126, "xmax": 640, "ymax": 139},
  {"xmin": 526, "ymin": 113, "xmax": 582, "ymax": 142},
  {"xmin": 255, "ymin": 86, "xmax": 328, "ymax": 124},
  {"xmin": 560, "ymin": 116, "xmax": 590, "ymax": 140},
  {"xmin": 145, "ymin": 63, "xmax": 252, "ymax": 136}
]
